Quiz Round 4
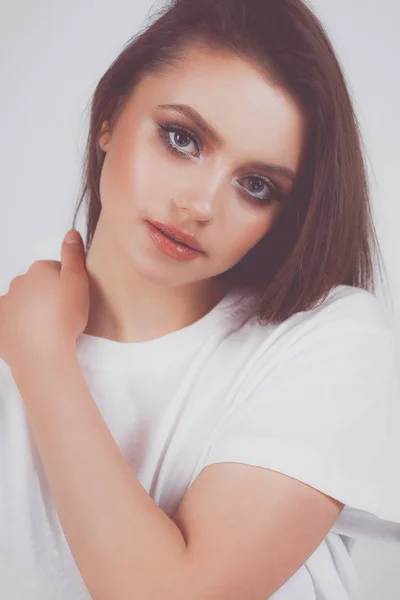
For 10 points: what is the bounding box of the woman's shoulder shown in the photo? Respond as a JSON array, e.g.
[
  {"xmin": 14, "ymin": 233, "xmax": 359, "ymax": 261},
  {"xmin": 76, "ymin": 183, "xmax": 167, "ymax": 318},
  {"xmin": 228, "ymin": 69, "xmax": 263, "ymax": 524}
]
[
  {"xmin": 268, "ymin": 284, "xmax": 393, "ymax": 338},
  {"xmin": 234, "ymin": 284, "xmax": 395, "ymax": 365},
  {"xmin": 300, "ymin": 284, "xmax": 394, "ymax": 335}
]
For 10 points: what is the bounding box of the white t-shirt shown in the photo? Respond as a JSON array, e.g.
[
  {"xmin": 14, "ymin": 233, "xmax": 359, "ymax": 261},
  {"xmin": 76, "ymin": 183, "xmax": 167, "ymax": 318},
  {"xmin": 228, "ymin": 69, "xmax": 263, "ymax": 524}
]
[{"xmin": 1, "ymin": 284, "xmax": 399, "ymax": 599}]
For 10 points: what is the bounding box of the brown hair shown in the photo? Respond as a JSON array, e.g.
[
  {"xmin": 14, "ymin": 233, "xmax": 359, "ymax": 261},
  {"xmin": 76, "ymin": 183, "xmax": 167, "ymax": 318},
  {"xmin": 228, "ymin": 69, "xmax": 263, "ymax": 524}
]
[{"xmin": 72, "ymin": 0, "xmax": 388, "ymax": 324}]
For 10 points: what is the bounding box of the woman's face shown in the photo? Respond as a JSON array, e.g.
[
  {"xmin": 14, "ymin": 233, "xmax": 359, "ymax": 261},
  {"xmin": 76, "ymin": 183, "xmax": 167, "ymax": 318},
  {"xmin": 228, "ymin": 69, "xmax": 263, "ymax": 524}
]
[{"xmin": 97, "ymin": 43, "xmax": 305, "ymax": 288}]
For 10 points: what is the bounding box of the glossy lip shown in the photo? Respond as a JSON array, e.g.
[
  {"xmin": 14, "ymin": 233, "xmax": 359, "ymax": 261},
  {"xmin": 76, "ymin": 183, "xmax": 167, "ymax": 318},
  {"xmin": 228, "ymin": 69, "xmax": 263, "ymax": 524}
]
[{"xmin": 147, "ymin": 220, "xmax": 205, "ymax": 253}]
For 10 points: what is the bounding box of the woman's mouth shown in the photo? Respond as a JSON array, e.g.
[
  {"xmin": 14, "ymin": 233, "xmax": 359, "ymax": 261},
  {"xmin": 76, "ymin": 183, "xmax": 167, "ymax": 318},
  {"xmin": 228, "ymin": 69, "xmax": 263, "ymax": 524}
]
[{"xmin": 145, "ymin": 221, "xmax": 203, "ymax": 261}]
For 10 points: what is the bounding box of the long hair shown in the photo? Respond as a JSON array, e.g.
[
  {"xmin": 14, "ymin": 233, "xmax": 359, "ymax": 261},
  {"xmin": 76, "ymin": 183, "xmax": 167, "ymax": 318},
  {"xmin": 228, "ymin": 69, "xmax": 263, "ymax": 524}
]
[{"xmin": 72, "ymin": 0, "xmax": 388, "ymax": 324}]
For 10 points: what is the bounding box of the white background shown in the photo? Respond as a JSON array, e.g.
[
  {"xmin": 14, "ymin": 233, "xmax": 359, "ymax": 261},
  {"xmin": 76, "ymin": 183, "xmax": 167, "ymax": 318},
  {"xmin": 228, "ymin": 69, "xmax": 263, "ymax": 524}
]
[{"xmin": 0, "ymin": 0, "xmax": 399, "ymax": 597}]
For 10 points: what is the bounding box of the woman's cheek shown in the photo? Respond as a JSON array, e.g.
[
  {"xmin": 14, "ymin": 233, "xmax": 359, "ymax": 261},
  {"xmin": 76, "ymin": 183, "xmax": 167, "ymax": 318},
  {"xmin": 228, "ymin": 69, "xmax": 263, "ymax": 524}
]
[
  {"xmin": 225, "ymin": 217, "xmax": 273, "ymax": 262},
  {"xmin": 122, "ymin": 145, "xmax": 162, "ymax": 212}
]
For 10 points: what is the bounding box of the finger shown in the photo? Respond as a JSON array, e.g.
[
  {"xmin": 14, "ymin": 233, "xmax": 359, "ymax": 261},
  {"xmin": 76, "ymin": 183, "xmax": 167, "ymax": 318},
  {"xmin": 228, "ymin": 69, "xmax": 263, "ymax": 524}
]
[{"xmin": 61, "ymin": 230, "xmax": 86, "ymax": 276}]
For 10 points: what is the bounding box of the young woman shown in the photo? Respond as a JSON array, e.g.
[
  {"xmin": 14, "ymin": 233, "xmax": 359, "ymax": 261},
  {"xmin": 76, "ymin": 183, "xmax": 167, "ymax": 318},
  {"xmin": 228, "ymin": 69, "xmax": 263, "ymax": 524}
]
[{"xmin": 0, "ymin": 0, "xmax": 399, "ymax": 599}]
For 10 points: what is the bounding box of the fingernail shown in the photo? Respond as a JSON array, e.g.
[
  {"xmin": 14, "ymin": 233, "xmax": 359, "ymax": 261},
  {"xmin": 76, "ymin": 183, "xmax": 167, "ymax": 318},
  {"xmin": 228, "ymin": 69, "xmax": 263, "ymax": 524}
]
[{"xmin": 65, "ymin": 231, "xmax": 79, "ymax": 244}]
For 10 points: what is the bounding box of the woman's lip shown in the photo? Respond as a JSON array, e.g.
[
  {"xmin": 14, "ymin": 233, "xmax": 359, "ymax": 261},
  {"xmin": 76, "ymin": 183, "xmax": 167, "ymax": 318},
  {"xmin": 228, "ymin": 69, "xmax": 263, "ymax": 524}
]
[
  {"xmin": 146, "ymin": 221, "xmax": 203, "ymax": 261},
  {"xmin": 148, "ymin": 220, "xmax": 205, "ymax": 253}
]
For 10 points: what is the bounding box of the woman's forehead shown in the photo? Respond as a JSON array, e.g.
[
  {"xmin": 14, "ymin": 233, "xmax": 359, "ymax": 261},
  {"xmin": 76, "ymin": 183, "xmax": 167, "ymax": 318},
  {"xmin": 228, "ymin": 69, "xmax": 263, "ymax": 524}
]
[{"xmin": 128, "ymin": 47, "xmax": 306, "ymax": 176}]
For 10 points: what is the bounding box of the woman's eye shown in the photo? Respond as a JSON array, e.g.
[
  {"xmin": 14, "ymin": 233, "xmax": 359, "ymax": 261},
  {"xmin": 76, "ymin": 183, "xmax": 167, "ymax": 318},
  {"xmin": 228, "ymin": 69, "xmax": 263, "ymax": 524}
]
[
  {"xmin": 238, "ymin": 175, "xmax": 281, "ymax": 206},
  {"xmin": 156, "ymin": 122, "xmax": 284, "ymax": 206},
  {"xmin": 156, "ymin": 123, "xmax": 200, "ymax": 158}
]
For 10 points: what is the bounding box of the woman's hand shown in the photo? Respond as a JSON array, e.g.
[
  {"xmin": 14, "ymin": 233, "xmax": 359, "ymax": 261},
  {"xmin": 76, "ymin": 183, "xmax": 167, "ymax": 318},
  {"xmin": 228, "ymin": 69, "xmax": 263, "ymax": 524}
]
[{"xmin": 0, "ymin": 229, "xmax": 90, "ymax": 371}]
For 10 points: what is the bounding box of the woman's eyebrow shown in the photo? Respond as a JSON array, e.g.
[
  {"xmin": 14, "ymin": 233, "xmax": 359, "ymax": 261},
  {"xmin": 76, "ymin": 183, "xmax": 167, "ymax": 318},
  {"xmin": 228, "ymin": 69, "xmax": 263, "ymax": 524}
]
[{"xmin": 156, "ymin": 103, "xmax": 296, "ymax": 183}]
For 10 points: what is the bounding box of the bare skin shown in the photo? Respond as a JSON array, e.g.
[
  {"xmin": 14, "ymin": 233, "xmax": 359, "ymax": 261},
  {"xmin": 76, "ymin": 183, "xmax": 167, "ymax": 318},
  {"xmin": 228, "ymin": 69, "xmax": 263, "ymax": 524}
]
[{"xmin": 84, "ymin": 42, "xmax": 305, "ymax": 342}]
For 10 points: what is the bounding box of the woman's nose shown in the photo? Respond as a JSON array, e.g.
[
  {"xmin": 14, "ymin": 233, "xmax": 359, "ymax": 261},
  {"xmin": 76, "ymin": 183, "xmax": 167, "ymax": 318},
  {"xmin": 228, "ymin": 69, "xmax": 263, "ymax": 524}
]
[
  {"xmin": 172, "ymin": 168, "xmax": 225, "ymax": 222},
  {"xmin": 173, "ymin": 194, "xmax": 213, "ymax": 222}
]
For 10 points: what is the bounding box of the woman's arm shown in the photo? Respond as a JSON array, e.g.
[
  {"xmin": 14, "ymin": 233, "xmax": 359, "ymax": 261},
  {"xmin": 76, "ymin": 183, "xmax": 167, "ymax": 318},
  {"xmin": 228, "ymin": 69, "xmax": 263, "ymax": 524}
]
[{"xmin": 11, "ymin": 347, "xmax": 188, "ymax": 600}]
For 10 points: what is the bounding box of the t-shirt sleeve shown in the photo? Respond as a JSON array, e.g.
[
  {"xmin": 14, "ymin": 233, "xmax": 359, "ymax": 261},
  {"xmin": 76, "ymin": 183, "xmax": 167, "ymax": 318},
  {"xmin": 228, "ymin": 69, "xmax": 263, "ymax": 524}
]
[{"xmin": 198, "ymin": 294, "xmax": 400, "ymax": 541}]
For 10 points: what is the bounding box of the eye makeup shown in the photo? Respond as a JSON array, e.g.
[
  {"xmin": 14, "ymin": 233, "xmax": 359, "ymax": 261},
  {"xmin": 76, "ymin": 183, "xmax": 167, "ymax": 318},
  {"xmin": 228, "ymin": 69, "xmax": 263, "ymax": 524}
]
[{"xmin": 154, "ymin": 120, "xmax": 288, "ymax": 207}]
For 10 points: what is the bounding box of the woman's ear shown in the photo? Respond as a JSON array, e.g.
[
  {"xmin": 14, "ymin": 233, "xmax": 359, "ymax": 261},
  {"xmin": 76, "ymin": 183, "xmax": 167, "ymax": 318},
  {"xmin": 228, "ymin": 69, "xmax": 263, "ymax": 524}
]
[{"xmin": 98, "ymin": 121, "xmax": 110, "ymax": 152}]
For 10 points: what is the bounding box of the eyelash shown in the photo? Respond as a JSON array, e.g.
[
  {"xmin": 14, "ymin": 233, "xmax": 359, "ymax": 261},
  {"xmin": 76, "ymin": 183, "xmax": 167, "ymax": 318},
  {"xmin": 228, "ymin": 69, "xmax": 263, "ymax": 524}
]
[{"xmin": 155, "ymin": 122, "xmax": 285, "ymax": 206}]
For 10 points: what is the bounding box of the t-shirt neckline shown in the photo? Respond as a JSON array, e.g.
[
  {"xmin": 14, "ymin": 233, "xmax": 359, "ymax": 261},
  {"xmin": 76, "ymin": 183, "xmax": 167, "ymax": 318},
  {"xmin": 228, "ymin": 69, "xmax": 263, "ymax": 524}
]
[{"xmin": 76, "ymin": 287, "xmax": 247, "ymax": 370}]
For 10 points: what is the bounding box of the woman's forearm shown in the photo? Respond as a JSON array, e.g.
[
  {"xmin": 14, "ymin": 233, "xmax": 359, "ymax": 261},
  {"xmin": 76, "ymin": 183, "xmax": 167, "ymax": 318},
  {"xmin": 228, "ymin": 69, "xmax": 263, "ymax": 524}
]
[{"xmin": 11, "ymin": 347, "xmax": 188, "ymax": 600}]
